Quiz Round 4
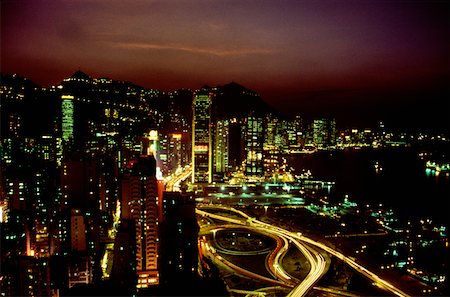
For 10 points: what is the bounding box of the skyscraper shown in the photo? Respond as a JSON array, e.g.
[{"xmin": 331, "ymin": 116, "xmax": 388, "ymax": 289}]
[
  {"xmin": 245, "ymin": 115, "xmax": 264, "ymax": 176},
  {"xmin": 313, "ymin": 118, "xmax": 336, "ymax": 149},
  {"xmin": 159, "ymin": 192, "xmax": 199, "ymax": 290},
  {"xmin": 192, "ymin": 90, "xmax": 212, "ymax": 183},
  {"xmin": 121, "ymin": 154, "xmax": 160, "ymax": 287},
  {"xmin": 70, "ymin": 209, "xmax": 86, "ymax": 252},
  {"xmin": 61, "ymin": 95, "xmax": 75, "ymax": 143},
  {"xmin": 214, "ymin": 119, "xmax": 229, "ymax": 175}
]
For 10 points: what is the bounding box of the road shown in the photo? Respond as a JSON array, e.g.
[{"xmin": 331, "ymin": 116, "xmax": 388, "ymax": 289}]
[
  {"xmin": 197, "ymin": 205, "xmax": 411, "ymax": 297},
  {"xmin": 199, "ymin": 235, "xmax": 290, "ymax": 287},
  {"xmin": 165, "ymin": 164, "xmax": 192, "ymax": 191},
  {"xmin": 197, "ymin": 207, "xmax": 327, "ymax": 296}
]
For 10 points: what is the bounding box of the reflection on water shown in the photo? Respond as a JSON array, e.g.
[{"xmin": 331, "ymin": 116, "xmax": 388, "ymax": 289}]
[{"xmin": 288, "ymin": 147, "xmax": 450, "ymax": 224}]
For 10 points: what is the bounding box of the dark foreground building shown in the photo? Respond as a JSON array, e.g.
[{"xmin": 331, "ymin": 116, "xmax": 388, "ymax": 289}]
[{"xmin": 158, "ymin": 191, "xmax": 199, "ymax": 292}]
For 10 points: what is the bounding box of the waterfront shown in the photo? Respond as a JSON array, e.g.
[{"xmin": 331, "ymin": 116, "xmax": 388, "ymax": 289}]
[{"xmin": 288, "ymin": 146, "xmax": 450, "ymax": 224}]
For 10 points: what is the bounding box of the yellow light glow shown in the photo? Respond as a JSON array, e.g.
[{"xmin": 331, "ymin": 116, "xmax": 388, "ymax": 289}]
[
  {"xmin": 149, "ymin": 130, "xmax": 158, "ymax": 140},
  {"xmin": 0, "ymin": 204, "xmax": 5, "ymax": 223}
]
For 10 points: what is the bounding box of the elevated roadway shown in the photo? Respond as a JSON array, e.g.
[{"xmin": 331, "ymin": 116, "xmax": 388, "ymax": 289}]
[{"xmin": 197, "ymin": 205, "xmax": 411, "ymax": 297}]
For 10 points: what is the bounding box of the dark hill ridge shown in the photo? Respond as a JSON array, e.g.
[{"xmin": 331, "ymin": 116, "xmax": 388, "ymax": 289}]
[
  {"xmin": 211, "ymin": 82, "xmax": 277, "ymax": 119},
  {"xmin": 70, "ymin": 70, "xmax": 91, "ymax": 81},
  {"xmin": 1, "ymin": 71, "xmax": 281, "ymax": 119}
]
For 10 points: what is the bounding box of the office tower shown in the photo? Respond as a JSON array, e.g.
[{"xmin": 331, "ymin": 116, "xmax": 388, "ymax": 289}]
[
  {"xmin": 214, "ymin": 119, "xmax": 229, "ymax": 174},
  {"xmin": 159, "ymin": 133, "xmax": 185, "ymax": 176},
  {"xmin": 263, "ymin": 115, "xmax": 280, "ymax": 174},
  {"xmin": 313, "ymin": 119, "xmax": 326, "ymax": 149},
  {"xmin": 264, "ymin": 115, "xmax": 278, "ymax": 149},
  {"xmin": 61, "ymin": 159, "xmax": 98, "ymax": 211},
  {"xmin": 36, "ymin": 135, "xmax": 57, "ymax": 162},
  {"xmin": 294, "ymin": 115, "xmax": 305, "ymax": 147},
  {"xmin": 284, "ymin": 120, "xmax": 297, "ymax": 149},
  {"xmin": 329, "ymin": 118, "xmax": 337, "ymax": 147},
  {"xmin": 313, "ymin": 118, "xmax": 336, "ymax": 149},
  {"xmin": 192, "ymin": 90, "xmax": 212, "ymax": 183},
  {"xmin": 70, "ymin": 209, "xmax": 86, "ymax": 252},
  {"xmin": 121, "ymin": 154, "xmax": 160, "ymax": 287},
  {"xmin": 32, "ymin": 165, "xmax": 59, "ymax": 258},
  {"xmin": 61, "ymin": 95, "xmax": 75, "ymax": 143},
  {"xmin": 245, "ymin": 115, "xmax": 264, "ymax": 176},
  {"xmin": 227, "ymin": 119, "xmax": 244, "ymax": 170},
  {"xmin": 159, "ymin": 192, "xmax": 199, "ymax": 289}
]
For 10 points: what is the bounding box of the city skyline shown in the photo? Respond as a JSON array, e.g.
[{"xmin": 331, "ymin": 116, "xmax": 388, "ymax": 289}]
[
  {"xmin": 1, "ymin": 55, "xmax": 448, "ymax": 296},
  {"xmin": 1, "ymin": 2, "xmax": 449, "ymax": 295},
  {"xmin": 2, "ymin": 0, "xmax": 449, "ymax": 130}
]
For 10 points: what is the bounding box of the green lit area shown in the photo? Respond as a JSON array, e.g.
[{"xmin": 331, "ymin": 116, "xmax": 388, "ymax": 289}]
[{"xmin": 61, "ymin": 96, "xmax": 74, "ymax": 142}]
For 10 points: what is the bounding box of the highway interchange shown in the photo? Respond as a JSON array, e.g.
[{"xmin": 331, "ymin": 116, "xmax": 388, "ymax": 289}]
[
  {"xmin": 165, "ymin": 167, "xmax": 412, "ymax": 296},
  {"xmin": 197, "ymin": 205, "xmax": 411, "ymax": 297}
]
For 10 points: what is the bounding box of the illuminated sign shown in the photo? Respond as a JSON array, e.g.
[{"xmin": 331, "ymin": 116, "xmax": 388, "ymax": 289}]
[
  {"xmin": 194, "ymin": 144, "xmax": 208, "ymax": 152},
  {"xmin": 172, "ymin": 133, "xmax": 182, "ymax": 140}
]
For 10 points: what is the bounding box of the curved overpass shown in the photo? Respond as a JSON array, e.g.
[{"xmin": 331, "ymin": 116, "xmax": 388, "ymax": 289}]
[
  {"xmin": 197, "ymin": 205, "xmax": 411, "ymax": 297},
  {"xmin": 197, "ymin": 207, "xmax": 327, "ymax": 296}
]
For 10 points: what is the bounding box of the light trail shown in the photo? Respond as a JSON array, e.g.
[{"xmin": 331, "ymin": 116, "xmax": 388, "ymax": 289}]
[
  {"xmin": 271, "ymin": 235, "xmax": 293, "ymax": 282},
  {"xmin": 165, "ymin": 164, "xmax": 192, "ymax": 191},
  {"xmin": 197, "ymin": 207, "xmax": 326, "ymax": 296},
  {"xmin": 197, "ymin": 205, "xmax": 412, "ymax": 297},
  {"xmin": 200, "ymin": 236, "xmax": 290, "ymax": 287}
]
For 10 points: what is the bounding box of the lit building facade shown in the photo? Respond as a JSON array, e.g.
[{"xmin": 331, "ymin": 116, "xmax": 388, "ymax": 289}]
[
  {"xmin": 61, "ymin": 95, "xmax": 75, "ymax": 143},
  {"xmin": 245, "ymin": 115, "xmax": 264, "ymax": 176},
  {"xmin": 214, "ymin": 119, "xmax": 229, "ymax": 174},
  {"xmin": 159, "ymin": 133, "xmax": 187, "ymax": 176},
  {"xmin": 192, "ymin": 90, "xmax": 212, "ymax": 183},
  {"xmin": 70, "ymin": 209, "xmax": 86, "ymax": 252},
  {"xmin": 313, "ymin": 118, "xmax": 336, "ymax": 149},
  {"xmin": 121, "ymin": 154, "xmax": 160, "ymax": 287}
]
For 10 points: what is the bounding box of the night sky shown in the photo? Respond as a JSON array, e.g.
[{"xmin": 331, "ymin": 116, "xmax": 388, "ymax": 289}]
[{"xmin": 2, "ymin": 0, "xmax": 449, "ymax": 130}]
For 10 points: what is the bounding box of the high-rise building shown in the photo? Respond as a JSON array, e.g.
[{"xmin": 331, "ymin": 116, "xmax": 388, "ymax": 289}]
[
  {"xmin": 245, "ymin": 115, "xmax": 264, "ymax": 176},
  {"xmin": 121, "ymin": 154, "xmax": 160, "ymax": 287},
  {"xmin": 294, "ymin": 115, "xmax": 305, "ymax": 148},
  {"xmin": 313, "ymin": 118, "xmax": 336, "ymax": 149},
  {"xmin": 159, "ymin": 192, "xmax": 199, "ymax": 289},
  {"xmin": 264, "ymin": 115, "xmax": 278, "ymax": 149},
  {"xmin": 70, "ymin": 209, "xmax": 86, "ymax": 252},
  {"xmin": 313, "ymin": 119, "xmax": 326, "ymax": 149},
  {"xmin": 284, "ymin": 120, "xmax": 297, "ymax": 149},
  {"xmin": 61, "ymin": 95, "xmax": 75, "ymax": 143},
  {"xmin": 192, "ymin": 90, "xmax": 212, "ymax": 183},
  {"xmin": 214, "ymin": 119, "xmax": 229, "ymax": 174},
  {"xmin": 227, "ymin": 119, "xmax": 244, "ymax": 170},
  {"xmin": 61, "ymin": 159, "xmax": 98, "ymax": 211},
  {"xmin": 263, "ymin": 115, "xmax": 280, "ymax": 174}
]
